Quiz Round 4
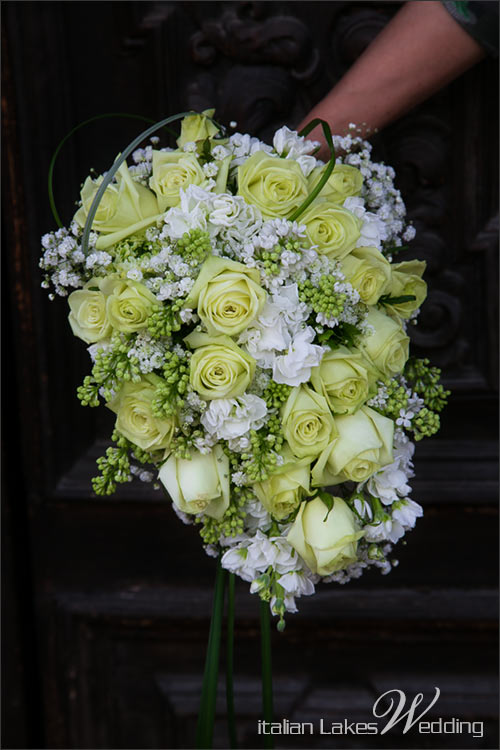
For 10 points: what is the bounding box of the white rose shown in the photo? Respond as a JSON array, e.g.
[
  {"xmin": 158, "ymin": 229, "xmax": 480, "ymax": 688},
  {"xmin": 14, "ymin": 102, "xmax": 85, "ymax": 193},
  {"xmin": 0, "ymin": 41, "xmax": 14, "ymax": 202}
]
[
  {"xmin": 287, "ymin": 497, "xmax": 364, "ymax": 576},
  {"xmin": 312, "ymin": 406, "xmax": 394, "ymax": 486},
  {"xmin": 159, "ymin": 445, "xmax": 230, "ymax": 520}
]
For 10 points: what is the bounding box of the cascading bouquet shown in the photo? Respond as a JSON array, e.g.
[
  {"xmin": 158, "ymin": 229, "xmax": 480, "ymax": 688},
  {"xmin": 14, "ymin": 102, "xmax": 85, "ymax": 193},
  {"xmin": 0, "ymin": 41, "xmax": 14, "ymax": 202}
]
[{"xmin": 40, "ymin": 110, "xmax": 448, "ymax": 747}]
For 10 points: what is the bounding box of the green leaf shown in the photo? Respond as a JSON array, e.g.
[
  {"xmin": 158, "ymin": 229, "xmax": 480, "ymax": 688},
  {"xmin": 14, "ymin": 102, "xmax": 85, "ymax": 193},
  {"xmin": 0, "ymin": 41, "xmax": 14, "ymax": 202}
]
[
  {"xmin": 379, "ymin": 294, "xmax": 417, "ymax": 306},
  {"xmin": 318, "ymin": 490, "xmax": 334, "ymax": 522},
  {"xmin": 384, "ymin": 244, "xmax": 409, "ymax": 255},
  {"xmin": 200, "ymin": 137, "xmax": 212, "ymax": 164},
  {"xmin": 319, "ymin": 321, "xmax": 360, "ymax": 350},
  {"xmin": 317, "ymin": 329, "xmax": 335, "ymax": 345}
]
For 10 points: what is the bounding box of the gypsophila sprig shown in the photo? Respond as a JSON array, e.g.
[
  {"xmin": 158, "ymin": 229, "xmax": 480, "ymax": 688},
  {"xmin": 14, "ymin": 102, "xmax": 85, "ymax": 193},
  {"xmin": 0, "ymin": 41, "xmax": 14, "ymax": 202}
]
[{"xmin": 41, "ymin": 110, "xmax": 447, "ymax": 623}]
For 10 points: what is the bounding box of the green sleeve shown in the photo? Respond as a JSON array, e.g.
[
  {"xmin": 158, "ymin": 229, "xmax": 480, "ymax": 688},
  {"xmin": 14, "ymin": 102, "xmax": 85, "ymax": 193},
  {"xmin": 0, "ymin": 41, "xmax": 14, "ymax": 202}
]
[{"xmin": 442, "ymin": 1, "xmax": 499, "ymax": 57}]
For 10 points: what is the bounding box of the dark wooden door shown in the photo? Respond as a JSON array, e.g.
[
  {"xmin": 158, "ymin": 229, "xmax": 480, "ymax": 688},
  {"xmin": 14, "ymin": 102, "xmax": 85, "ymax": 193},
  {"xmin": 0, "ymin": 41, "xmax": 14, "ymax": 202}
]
[{"xmin": 2, "ymin": 2, "xmax": 498, "ymax": 748}]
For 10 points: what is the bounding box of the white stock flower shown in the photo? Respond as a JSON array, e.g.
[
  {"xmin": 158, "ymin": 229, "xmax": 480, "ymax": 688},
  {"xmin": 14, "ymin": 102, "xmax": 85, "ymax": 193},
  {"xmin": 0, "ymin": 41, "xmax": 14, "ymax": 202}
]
[
  {"xmin": 393, "ymin": 430, "xmax": 416, "ymax": 473},
  {"xmin": 365, "ymin": 465, "xmax": 413, "ymax": 505},
  {"xmin": 227, "ymin": 435, "xmax": 252, "ymax": 453},
  {"xmin": 244, "ymin": 497, "xmax": 272, "ymax": 533},
  {"xmin": 272, "ymin": 594, "xmax": 298, "ymax": 614},
  {"xmin": 272, "ymin": 126, "xmax": 320, "ymax": 158},
  {"xmin": 278, "ymin": 570, "xmax": 315, "ymax": 597},
  {"xmin": 353, "ymin": 497, "xmax": 373, "ymax": 520},
  {"xmin": 162, "ymin": 184, "xmax": 214, "ymax": 238},
  {"xmin": 210, "ymin": 194, "xmax": 258, "ymax": 228},
  {"xmin": 245, "ymin": 531, "xmax": 279, "ymax": 571},
  {"xmin": 270, "ymin": 536, "xmax": 302, "ymax": 574},
  {"xmin": 295, "ymin": 155, "xmax": 317, "ymax": 177},
  {"xmin": 201, "ymin": 394, "xmax": 268, "ymax": 440},
  {"xmin": 343, "ymin": 196, "xmax": 387, "ymax": 249},
  {"xmin": 239, "ymin": 284, "xmax": 323, "ymax": 385},
  {"xmin": 272, "ymin": 326, "xmax": 324, "ymax": 386},
  {"xmin": 391, "ymin": 498, "xmax": 423, "ymax": 529},
  {"xmin": 363, "ymin": 430, "xmax": 415, "ymax": 504},
  {"xmin": 221, "ymin": 546, "xmax": 255, "ymax": 582},
  {"xmin": 365, "ymin": 518, "xmax": 405, "ymax": 544}
]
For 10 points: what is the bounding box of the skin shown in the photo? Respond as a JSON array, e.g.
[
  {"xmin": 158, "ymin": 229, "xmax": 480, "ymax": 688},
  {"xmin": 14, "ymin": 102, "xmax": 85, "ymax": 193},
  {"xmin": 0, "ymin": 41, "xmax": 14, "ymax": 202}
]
[{"xmin": 298, "ymin": 1, "xmax": 485, "ymax": 158}]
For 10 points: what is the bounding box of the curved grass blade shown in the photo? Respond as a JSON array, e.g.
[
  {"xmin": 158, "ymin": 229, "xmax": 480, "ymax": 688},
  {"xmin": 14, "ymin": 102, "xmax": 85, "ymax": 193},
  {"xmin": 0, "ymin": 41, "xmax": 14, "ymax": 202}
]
[
  {"xmin": 47, "ymin": 112, "xmax": 172, "ymax": 228},
  {"xmin": 288, "ymin": 118, "xmax": 336, "ymax": 223},
  {"xmin": 81, "ymin": 111, "xmax": 226, "ymax": 256}
]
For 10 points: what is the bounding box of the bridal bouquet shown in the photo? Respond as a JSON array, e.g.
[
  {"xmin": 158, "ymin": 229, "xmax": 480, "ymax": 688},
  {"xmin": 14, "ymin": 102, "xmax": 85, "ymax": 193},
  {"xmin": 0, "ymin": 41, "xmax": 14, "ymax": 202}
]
[
  {"xmin": 40, "ymin": 111, "xmax": 448, "ymax": 629},
  {"xmin": 41, "ymin": 110, "xmax": 449, "ymax": 747}
]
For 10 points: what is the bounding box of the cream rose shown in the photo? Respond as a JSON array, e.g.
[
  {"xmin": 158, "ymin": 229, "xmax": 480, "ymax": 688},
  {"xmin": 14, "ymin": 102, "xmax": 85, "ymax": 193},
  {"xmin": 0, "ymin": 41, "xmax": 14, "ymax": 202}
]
[
  {"xmin": 386, "ymin": 260, "xmax": 427, "ymax": 318},
  {"xmin": 150, "ymin": 150, "xmax": 207, "ymax": 211},
  {"xmin": 301, "ymin": 199, "xmax": 361, "ymax": 259},
  {"xmin": 252, "ymin": 449, "xmax": 311, "ymax": 521},
  {"xmin": 73, "ymin": 162, "xmax": 161, "ymax": 250},
  {"xmin": 311, "ymin": 406, "xmax": 394, "ymax": 486},
  {"xmin": 287, "ymin": 496, "xmax": 364, "ymax": 575},
  {"xmin": 176, "ymin": 109, "xmax": 220, "ymax": 148},
  {"xmin": 107, "ymin": 374, "xmax": 176, "ymax": 453},
  {"xmin": 186, "ymin": 256, "xmax": 266, "ymax": 336},
  {"xmin": 237, "ymin": 151, "xmax": 309, "ymax": 218},
  {"xmin": 101, "ymin": 277, "xmax": 157, "ymax": 334},
  {"xmin": 308, "ymin": 163, "xmax": 363, "ymax": 204},
  {"xmin": 159, "ymin": 445, "xmax": 230, "ymax": 520},
  {"xmin": 340, "ymin": 246, "xmax": 392, "ymax": 305},
  {"xmin": 310, "ymin": 346, "xmax": 371, "ymax": 414},
  {"xmin": 185, "ymin": 331, "xmax": 255, "ymax": 400},
  {"xmin": 357, "ymin": 308, "xmax": 410, "ymax": 378},
  {"xmin": 68, "ymin": 278, "xmax": 112, "ymax": 344},
  {"xmin": 281, "ymin": 385, "xmax": 337, "ymax": 460}
]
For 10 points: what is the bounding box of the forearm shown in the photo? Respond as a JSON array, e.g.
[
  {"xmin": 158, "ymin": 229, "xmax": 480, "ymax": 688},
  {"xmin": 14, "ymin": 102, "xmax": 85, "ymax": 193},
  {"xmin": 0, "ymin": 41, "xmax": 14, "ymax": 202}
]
[{"xmin": 300, "ymin": 1, "xmax": 485, "ymax": 155}]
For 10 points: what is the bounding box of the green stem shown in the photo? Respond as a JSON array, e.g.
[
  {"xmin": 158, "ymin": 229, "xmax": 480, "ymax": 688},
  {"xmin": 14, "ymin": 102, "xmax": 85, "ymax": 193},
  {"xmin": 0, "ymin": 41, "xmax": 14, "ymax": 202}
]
[
  {"xmin": 226, "ymin": 573, "xmax": 238, "ymax": 749},
  {"xmin": 260, "ymin": 599, "xmax": 274, "ymax": 750},
  {"xmin": 195, "ymin": 556, "xmax": 227, "ymax": 750}
]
